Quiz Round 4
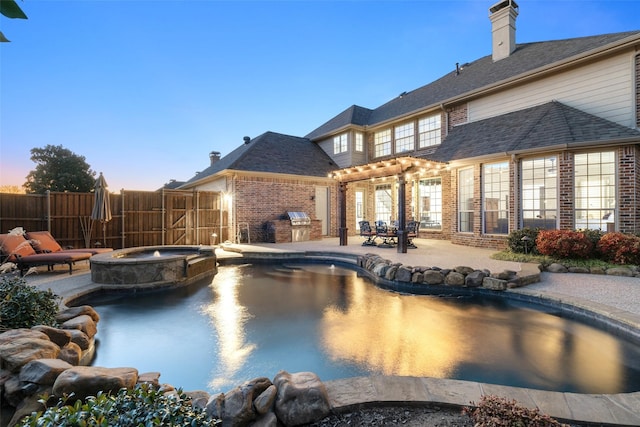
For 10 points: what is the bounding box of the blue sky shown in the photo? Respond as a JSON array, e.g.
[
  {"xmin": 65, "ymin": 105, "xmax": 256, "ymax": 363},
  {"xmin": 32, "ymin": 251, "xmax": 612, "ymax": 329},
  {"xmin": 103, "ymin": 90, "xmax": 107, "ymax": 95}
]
[{"xmin": 1, "ymin": 0, "xmax": 638, "ymax": 191}]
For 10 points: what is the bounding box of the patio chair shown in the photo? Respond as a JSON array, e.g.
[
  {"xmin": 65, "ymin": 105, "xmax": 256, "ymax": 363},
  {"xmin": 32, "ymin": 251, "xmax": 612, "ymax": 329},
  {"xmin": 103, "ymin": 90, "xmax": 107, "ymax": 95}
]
[
  {"xmin": 406, "ymin": 220, "xmax": 419, "ymax": 249},
  {"xmin": 25, "ymin": 231, "xmax": 113, "ymax": 255},
  {"xmin": 0, "ymin": 233, "xmax": 92, "ymax": 276},
  {"xmin": 374, "ymin": 221, "xmax": 397, "ymax": 248},
  {"xmin": 358, "ymin": 221, "xmax": 377, "ymax": 246}
]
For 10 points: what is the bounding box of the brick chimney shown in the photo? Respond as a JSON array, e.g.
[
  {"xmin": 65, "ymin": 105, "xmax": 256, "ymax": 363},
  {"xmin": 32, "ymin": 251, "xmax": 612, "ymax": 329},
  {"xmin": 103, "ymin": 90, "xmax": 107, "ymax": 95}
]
[
  {"xmin": 489, "ymin": 0, "xmax": 519, "ymax": 62},
  {"xmin": 209, "ymin": 151, "xmax": 221, "ymax": 166}
]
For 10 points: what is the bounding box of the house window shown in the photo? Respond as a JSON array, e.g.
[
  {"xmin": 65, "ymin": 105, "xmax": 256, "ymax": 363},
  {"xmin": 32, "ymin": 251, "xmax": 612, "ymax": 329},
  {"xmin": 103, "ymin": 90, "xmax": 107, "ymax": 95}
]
[
  {"xmin": 333, "ymin": 133, "xmax": 348, "ymax": 154},
  {"xmin": 574, "ymin": 151, "xmax": 616, "ymax": 231},
  {"xmin": 483, "ymin": 162, "xmax": 509, "ymax": 234},
  {"xmin": 418, "ymin": 178, "xmax": 442, "ymax": 230},
  {"xmin": 395, "ymin": 122, "xmax": 414, "ymax": 153},
  {"xmin": 418, "ymin": 114, "xmax": 441, "ymax": 148},
  {"xmin": 458, "ymin": 168, "xmax": 474, "ymax": 232},
  {"xmin": 521, "ymin": 156, "xmax": 558, "ymax": 229},
  {"xmin": 355, "ymin": 132, "xmax": 363, "ymax": 152},
  {"xmin": 375, "ymin": 184, "xmax": 393, "ymax": 223},
  {"xmin": 374, "ymin": 129, "xmax": 391, "ymax": 157}
]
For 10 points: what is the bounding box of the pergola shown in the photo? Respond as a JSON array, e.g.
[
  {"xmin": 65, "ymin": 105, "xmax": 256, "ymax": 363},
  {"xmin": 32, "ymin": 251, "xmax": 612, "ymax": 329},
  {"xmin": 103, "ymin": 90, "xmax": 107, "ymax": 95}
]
[{"xmin": 329, "ymin": 156, "xmax": 447, "ymax": 253}]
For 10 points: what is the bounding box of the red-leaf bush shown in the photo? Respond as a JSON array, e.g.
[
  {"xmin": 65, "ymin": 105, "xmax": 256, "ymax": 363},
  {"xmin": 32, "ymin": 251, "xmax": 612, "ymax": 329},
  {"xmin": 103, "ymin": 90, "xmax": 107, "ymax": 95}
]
[
  {"xmin": 597, "ymin": 232, "xmax": 640, "ymax": 265},
  {"xmin": 536, "ymin": 229, "xmax": 594, "ymax": 259}
]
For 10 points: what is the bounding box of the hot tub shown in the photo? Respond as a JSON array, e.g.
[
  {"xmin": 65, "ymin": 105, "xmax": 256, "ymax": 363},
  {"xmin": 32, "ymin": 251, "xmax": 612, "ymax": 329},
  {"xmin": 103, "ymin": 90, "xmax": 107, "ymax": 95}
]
[{"xmin": 90, "ymin": 246, "xmax": 217, "ymax": 288}]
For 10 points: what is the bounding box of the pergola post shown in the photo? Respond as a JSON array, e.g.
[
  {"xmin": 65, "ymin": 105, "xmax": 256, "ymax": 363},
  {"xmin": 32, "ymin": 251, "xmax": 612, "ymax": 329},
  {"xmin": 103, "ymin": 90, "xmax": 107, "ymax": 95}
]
[
  {"xmin": 339, "ymin": 181, "xmax": 348, "ymax": 246},
  {"xmin": 397, "ymin": 174, "xmax": 408, "ymax": 253}
]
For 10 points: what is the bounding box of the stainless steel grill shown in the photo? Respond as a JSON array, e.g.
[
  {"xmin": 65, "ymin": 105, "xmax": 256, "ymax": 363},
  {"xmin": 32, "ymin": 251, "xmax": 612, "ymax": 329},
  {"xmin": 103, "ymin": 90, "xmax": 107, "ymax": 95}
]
[{"xmin": 287, "ymin": 212, "xmax": 311, "ymax": 241}]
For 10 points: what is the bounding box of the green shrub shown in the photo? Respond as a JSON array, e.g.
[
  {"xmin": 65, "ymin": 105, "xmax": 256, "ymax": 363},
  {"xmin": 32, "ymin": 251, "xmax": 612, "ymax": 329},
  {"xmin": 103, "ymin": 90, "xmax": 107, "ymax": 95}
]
[
  {"xmin": 597, "ymin": 232, "xmax": 640, "ymax": 265},
  {"xmin": 463, "ymin": 395, "xmax": 568, "ymax": 427},
  {"xmin": 0, "ymin": 277, "xmax": 60, "ymax": 330},
  {"xmin": 507, "ymin": 227, "xmax": 540, "ymax": 254},
  {"xmin": 19, "ymin": 384, "xmax": 221, "ymax": 427},
  {"xmin": 536, "ymin": 229, "xmax": 594, "ymax": 259}
]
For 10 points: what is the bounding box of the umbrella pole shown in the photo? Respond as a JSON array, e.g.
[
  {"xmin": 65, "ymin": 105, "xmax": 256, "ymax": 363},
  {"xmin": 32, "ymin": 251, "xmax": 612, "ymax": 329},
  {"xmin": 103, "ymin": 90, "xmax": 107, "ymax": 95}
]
[{"xmin": 103, "ymin": 222, "xmax": 106, "ymax": 247}]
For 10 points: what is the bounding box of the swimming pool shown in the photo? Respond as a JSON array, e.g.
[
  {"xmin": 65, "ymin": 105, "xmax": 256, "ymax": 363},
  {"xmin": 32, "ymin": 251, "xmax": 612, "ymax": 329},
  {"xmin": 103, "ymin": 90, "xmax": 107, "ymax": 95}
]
[{"xmin": 84, "ymin": 263, "xmax": 640, "ymax": 394}]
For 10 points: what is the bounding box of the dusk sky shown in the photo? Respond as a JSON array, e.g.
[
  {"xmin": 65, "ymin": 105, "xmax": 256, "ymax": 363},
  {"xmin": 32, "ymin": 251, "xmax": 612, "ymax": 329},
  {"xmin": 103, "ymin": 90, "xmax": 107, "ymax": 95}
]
[{"xmin": 1, "ymin": 0, "xmax": 638, "ymax": 192}]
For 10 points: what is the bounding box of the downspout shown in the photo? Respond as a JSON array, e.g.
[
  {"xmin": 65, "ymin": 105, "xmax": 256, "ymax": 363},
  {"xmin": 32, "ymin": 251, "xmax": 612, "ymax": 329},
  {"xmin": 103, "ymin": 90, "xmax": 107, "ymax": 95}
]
[
  {"xmin": 121, "ymin": 189, "xmax": 125, "ymax": 248},
  {"xmin": 511, "ymin": 154, "xmax": 519, "ymax": 231}
]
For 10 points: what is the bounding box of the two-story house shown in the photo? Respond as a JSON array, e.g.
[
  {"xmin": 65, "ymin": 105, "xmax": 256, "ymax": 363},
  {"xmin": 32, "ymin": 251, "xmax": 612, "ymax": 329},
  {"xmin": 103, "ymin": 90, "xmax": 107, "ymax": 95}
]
[{"xmin": 181, "ymin": 0, "xmax": 640, "ymax": 249}]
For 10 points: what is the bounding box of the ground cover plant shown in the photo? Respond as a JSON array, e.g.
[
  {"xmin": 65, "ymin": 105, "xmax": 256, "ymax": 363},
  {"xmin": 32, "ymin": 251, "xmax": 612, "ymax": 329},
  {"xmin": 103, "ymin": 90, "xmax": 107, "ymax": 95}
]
[
  {"xmin": 18, "ymin": 385, "xmax": 221, "ymax": 427},
  {"xmin": 0, "ymin": 276, "xmax": 60, "ymax": 330}
]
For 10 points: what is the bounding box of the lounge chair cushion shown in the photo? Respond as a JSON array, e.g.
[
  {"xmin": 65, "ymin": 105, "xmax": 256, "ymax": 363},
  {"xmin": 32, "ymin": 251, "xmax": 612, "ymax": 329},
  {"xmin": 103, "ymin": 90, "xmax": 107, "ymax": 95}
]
[
  {"xmin": 25, "ymin": 231, "xmax": 114, "ymax": 255},
  {"xmin": 25, "ymin": 231, "xmax": 64, "ymax": 253},
  {"xmin": 0, "ymin": 233, "xmax": 38, "ymax": 262}
]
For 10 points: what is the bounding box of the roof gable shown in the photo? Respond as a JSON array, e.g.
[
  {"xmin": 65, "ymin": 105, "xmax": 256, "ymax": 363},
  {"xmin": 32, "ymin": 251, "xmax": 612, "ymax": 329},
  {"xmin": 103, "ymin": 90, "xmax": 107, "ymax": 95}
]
[
  {"xmin": 305, "ymin": 105, "xmax": 372, "ymax": 140},
  {"xmin": 430, "ymin": 101, "xmax": 640, "ymax": 162},
  {"xmin": 182, "ymin": 132, "xmax": 337, "ymax": 186}
]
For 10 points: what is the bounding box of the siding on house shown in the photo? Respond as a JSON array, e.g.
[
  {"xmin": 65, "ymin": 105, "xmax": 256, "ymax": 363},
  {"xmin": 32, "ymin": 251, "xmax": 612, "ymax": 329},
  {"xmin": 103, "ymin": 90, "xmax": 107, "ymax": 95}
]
[{"xmin": 469, "ymin": 51, "xmax": 636, "ymax": 127}]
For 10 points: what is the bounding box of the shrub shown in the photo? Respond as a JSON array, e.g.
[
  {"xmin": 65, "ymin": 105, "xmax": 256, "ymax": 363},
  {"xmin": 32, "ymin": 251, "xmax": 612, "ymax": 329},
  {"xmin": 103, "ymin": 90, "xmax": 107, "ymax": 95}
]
[
  {"xmin": 507, "ymin": 228, "xmax": 540, "ymax": 254},
  {"xmin": 536, "ymin": 229, "xmax": 594, "ymax": 259},
  {"xmin": 463, "ymin": 395, "xmax": 568, "ymax": 427},
  {"xmin": 0, "ymin": 276, "xmax": 60, "ymax": 330},
  {"xmin": 597, "ymin": 232, "xmax": 640, "ymax": 265},
  {"xmin": 19, "ymin": 384, "xmax": 221, "ymax": 427}
]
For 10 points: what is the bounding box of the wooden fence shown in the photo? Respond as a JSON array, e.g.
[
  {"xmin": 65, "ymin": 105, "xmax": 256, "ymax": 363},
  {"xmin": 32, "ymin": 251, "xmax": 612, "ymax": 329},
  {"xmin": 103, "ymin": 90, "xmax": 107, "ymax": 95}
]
[{"xmin": 0, "ymin": 190, "xmax": 229, "ymax": 250}]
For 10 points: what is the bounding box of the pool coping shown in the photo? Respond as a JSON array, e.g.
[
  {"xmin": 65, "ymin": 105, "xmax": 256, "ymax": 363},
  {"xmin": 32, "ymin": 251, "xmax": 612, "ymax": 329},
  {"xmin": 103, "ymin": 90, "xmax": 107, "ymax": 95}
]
[{"xmin": 33, "ymin": 246, "xmax": 640, "ymax": 427}]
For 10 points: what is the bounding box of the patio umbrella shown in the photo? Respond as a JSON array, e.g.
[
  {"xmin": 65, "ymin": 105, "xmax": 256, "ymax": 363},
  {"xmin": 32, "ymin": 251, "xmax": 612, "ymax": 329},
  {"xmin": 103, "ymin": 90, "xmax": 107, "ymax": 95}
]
[{"xmin": 90, "ymin": 172, "xmax": 112, "ymax": 247}]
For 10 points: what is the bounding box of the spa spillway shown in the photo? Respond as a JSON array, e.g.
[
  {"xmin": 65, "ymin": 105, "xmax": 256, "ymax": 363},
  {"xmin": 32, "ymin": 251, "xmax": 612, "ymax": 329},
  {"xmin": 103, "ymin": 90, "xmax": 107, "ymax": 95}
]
[{"xmin": 90, "ymin": 246, "xmax": 217, "ymax": 288}]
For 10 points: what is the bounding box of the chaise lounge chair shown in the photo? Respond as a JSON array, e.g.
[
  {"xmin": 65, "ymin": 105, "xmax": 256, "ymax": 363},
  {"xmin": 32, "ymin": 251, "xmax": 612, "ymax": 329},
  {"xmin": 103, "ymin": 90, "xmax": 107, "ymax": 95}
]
[
  {"xmin": 0, "ymin": 233, "xmax": 93, "ymax": 276},
  {"xmin": 25, "ymin": 231, "xmax": 113, "ymax": 256}
]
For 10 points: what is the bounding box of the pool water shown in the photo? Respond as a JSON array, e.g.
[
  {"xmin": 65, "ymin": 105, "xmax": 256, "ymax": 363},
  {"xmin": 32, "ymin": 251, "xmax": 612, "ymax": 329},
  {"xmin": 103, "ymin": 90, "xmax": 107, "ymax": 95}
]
[{"xmin": 85, "ymin": 263, "xmax": 640, "ymax": 394}]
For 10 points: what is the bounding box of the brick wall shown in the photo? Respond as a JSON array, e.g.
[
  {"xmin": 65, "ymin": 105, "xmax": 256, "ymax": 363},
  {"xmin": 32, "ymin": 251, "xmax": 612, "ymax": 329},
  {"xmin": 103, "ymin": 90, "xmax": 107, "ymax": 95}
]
[
  {"xmin": 618, "ymin": 145, "xmax": 639, "ymax": 233},
  {"xmin": 447, "ymin": 104, "xmax": 468, "ymax": 129},
  {"xmin": 233, "ymin": 174, "xmax": 337, "ymax": 243}
]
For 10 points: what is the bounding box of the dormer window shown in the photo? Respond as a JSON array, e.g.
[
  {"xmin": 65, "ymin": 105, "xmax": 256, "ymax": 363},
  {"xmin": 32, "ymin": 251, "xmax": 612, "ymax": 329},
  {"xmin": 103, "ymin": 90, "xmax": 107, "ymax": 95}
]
[{"xmin": 333, "ymin": 133, "xmax": 348, "ymax": 154}]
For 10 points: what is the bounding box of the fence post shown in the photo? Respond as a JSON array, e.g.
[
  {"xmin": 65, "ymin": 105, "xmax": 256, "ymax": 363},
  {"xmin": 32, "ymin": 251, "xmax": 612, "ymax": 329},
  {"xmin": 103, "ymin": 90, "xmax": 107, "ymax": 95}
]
[{"xmin": 46, "ymin": 190, "xmax": 51, "ymax": 232}]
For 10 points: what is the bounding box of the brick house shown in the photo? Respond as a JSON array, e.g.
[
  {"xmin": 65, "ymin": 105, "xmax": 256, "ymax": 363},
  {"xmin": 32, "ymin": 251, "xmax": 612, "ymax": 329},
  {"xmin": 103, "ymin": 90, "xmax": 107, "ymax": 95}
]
[{"xmin": 182, "ymin": 0, "xmax": 640, "ymax": 249}]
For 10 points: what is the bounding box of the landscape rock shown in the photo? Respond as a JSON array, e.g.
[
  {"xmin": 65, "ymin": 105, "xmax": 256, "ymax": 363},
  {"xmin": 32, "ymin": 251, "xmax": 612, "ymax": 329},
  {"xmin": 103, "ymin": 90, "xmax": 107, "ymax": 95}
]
[
  {"xmin": 66, "ymin": 329, "xmax": 91, "ymax": 350},
  {"xmin": 546, "ymin": 263, "xmax": 568, "ymax": 273},
  {"xmin": 422, "ymin": 270, "xmax": 444, "ymax": 285},
  {"xmin": 465, "ymin": 270, "xmax": 487, "ymax": 287},
  {"xmin": 31, "ymin": 325, "xmax": 71, "ymax": 347},
  {"xmin": 444, "ymin": 271, "xmax": 465, "ymax": 286},
  {"xmin": 274, "ymin": 371, "xmax": 330, "ymax": 426},
  {"xmin": 252, "ymin": 411, "xmax": 278, "ymax": 427},
  {"xmin": 60, "ymin": 314, "xmax": 98, "ymax": 338},
  {"xmin": 254, "ymin": 384, "xmax": 277, "ymax": 415},
  {"xmin": 58, "ymin": 341, "xmax": 83, "ymax": 366},
  {"xmin": 454, "ymin": 266, "xmax": 474, "ymax": 275},
  {"xmin": 19, "ymin": 358, "xmax": 72, "ymax": 385},
  {"xmin": 606, "ymin": 267, "xmax": 634, "ymax": 277},
  {"xmin": 52, "ymin": 366, "xmax": 138, "ymax": 401},
  {"xmin": 394, "ymin": 266, "xmax": 413, "ymax": 282},
  {"xmin": 208, "ymin": 376, "xmax": 272, "ymax": 427},
  {"xmin": 56, "ymin": 305, "xmax": 100, "ymax": 323},
  {"xmin": 482, "ymin": 277, "xmax": 508, "ymax": 291},
  {"xmin": 0, "ymin": 330, "xmax": 60, "ymax": 372}
]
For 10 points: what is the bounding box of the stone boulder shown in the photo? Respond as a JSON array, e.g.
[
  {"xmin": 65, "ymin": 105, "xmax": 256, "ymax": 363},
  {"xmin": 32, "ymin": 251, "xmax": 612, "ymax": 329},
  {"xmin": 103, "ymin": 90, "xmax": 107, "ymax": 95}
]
[
  {"xmin": 444, "ymin": 271, "xmax": 465, "ymax": 286},
  {"xmin": 206, "ymin": 376, "xmax": 272, "ymax": 427},
  {"xmin": 0, "ymin": 329, "xmax": 60, "ymax": 372},
  {"xmin": 60, "ymin": 314, "xmax": 98, "ymax": 339},
  {"xmin": 56, "ymin": 305, "xmax": 100, "ymax": 323},
  {"xmin": 274, "ymin": 371, "xmax": 330, "ymax": 426},
  {"xmin": 52, "ymin": 366, "xmax": 138, "ymax": 401},
  {"xmin": 19, "ymin": 358, "xmax": 72, "ymax": 385},
  {"xmin": 394, "ymin": 266, "xmax": 413, "ymax": 282},
  {"xmin": 465, "ymin": 270, "xmax": 487, "ymax": 287},
  {"xmin": 66, "ymin": 329, "xmax": 91, "ymax": 351},
  {"xmin": 58, "ymin": 342, "xmax": 83, "ymax": 366},
  {"xmin": 422, "ymin": 270, "xmax": 444, "ymax": 285},
  {"xmin": 546, "ymin": 263, "xmax": 568, "ymax": 273},
  {"xmin": 31, "ymin": 325, "xmax": 71, "ymax": 348}
]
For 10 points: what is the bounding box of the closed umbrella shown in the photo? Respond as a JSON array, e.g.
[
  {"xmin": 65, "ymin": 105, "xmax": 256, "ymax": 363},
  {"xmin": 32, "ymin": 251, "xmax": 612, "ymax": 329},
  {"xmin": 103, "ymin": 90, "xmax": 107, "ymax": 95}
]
[{"xmin": 91, "ymin": 172, "xmax": 112, "ymax": 247}]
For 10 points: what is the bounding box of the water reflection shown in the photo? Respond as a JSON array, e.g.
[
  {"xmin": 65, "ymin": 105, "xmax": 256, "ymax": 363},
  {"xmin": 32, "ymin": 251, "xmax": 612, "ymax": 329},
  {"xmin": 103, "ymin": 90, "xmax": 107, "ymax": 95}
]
[
  {"xmin": 320, "ymin": 278, "xmax": 625, "ymax": 393},
  {"xmin": 201, "ymin": 266, "xmax": 256, "ymax": 389}
]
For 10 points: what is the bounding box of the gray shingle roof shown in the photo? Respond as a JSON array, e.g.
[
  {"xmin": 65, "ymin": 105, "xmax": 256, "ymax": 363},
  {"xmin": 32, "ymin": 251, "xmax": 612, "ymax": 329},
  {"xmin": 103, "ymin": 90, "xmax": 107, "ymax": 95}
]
[
  {"xmin": 306, "ymin": 31, "xmax": 640, "ymax": 139},
  {"xmin": 181, "ymin": 132, "xmax": 337, "ymax": 186},
  {"xmin": 305, "ymin": 105, "xmax": 372, "ymax": 140},
  {"xmin": 429, "ymin": 101, "xmax": 640, "ymax": 162}
]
